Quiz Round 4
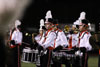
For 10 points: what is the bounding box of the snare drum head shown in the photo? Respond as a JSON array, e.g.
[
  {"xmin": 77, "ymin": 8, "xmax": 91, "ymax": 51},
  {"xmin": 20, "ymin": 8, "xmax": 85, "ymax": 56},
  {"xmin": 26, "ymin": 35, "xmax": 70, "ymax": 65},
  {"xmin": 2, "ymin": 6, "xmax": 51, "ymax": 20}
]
[{"xmin": 23, "ymin": 48, "xmax": 32, "ymax": 52}]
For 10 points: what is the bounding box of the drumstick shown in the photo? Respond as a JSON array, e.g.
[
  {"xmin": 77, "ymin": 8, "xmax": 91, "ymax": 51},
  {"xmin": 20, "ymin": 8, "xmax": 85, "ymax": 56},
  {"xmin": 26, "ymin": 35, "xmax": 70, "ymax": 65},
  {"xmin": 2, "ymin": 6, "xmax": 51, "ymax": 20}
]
[
  {"xmin": 62, "ymin": 48, "xmax": 74, "ymax": 50},
  {"xmin": 60, "ymin": 50, "xmax": 73, "ymax": 52},
  {"xmin": 22, "ymin": 42, "xmax": 31, "ymax": 46},
  {"xmin": 58, "ymin": 48, "xmax": 74, "ymax": 52}
]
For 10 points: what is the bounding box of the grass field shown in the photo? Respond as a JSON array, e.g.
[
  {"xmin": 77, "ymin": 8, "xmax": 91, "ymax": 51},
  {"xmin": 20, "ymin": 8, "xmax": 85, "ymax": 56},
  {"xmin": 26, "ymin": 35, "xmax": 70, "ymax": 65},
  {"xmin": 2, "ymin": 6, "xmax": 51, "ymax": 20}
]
[{"xmin": 21, "ymin": 56, "xmax": 98, "ymax": 67}]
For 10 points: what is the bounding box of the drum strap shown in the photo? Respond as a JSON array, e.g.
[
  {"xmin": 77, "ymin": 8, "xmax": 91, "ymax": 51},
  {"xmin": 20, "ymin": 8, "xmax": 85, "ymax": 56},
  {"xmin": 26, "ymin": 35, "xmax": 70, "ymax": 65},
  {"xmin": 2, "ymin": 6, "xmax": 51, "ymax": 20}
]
[
  {"xmin": 77, "ymin": 31, "xmax": 88, "ymax": 47},
  {"xmin": 53, "ymin": 29, "xmax": 60, "ymax": 48},
  {"xmin": 42, "ymin": 29, "xmax": 52, "ymax": 44},
  {"xmin": 68, "ymin": 35, "xmax": 72, "ymax": 48}
]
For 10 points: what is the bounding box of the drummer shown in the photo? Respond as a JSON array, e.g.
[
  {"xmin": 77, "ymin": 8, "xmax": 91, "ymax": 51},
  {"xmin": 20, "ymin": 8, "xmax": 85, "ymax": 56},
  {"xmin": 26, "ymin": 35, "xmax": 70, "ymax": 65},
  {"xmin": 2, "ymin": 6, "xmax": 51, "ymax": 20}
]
[
  {"xmin": 51, "ymin": 19, "xmax": 68, "ymax": 67},
  {"xmin": 64, "ymin": 20, "xmax": 80, "ymax": 67},
  {"xmin": 76, "ymin": 19, "xmax": 92, "ymax": 67},
  {"xmin": 35, "ymin": 19, "xmax": 46, "ymax": 49},
  {"xmin": 67, "ymin": 20, "xmax": 80, "ymax": 49},
  {"xmin": 73, "ymin": 12, "xmax": 92, "ymax": 67},
  {"xmin": 35, "ymin": 10, "xmax": 57, "ymax": 67},
  {"xmin": 9, "ymin": 20, "xmax": 23, "ymax": 67},
  {"xmin": 34, "ymin": 19, "xmax": 46, "ymax": 67}
]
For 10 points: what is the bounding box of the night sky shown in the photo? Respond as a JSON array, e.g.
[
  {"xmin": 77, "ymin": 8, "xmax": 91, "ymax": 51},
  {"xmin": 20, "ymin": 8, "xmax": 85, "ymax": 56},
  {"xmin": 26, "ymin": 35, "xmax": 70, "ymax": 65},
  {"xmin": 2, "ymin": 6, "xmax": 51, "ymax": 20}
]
[{"xmin": 21, "ymin": 0, "xmax": 100, "ymax": 32}]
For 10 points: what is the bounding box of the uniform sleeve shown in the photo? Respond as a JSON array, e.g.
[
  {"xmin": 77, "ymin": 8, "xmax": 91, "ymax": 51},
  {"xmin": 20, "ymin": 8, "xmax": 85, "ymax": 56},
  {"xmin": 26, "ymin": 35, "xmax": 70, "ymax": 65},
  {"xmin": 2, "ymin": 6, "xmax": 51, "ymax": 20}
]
[
  {"xmin": 35, "ymin": 35, "xmax": 41, "ymax": 43},
  {"xmin": 59, "ymin": 31, "xmax": 68, "ymax": 47},
  {"xmin": 38, "ymin": 36, "xmax": 45, "ymax": 45},
  {"xmin": 11, "ymin": 31, "xmax": 16, "ymax": 40},
  {"xmin": 35, "ymin": 35, "xmax": 45, "ymax": 46},
  {"xmin": 16, "ymin": 32, "xmax": 23, "ymax": 44},
  {"xmin": 84, "ymin": 34, "xmax": 92, "ymax": 51},
  {"xmin": 19, "ymin": 33, "xmax": 23, "ymax": 43},
  {"xmin": 35, "ymin": 35, "xmax": 40, "ymax": 41},
  {"xmin": 42, "ymin": 32, "xmax": 56, "ymax": 48}
]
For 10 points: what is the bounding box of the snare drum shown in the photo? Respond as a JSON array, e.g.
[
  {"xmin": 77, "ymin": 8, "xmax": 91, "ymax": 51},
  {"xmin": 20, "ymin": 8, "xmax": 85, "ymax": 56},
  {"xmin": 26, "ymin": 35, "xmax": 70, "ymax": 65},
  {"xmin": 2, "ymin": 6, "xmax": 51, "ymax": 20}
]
[
  {"xmin": 21, "ymin": 48, "xmax": 38, "ymax": 63},
  {"xmin": 52, "ymin": 50, "xmax": 83, "ymax": 64},
  {"xmin": 52, "ymin": 51, "xmax": 76, "ymax": 64}
]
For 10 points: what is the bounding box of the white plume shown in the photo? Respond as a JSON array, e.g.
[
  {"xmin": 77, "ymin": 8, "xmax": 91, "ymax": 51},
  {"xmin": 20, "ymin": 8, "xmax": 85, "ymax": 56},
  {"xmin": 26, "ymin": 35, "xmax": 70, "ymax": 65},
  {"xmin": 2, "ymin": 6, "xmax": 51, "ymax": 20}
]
[
  {"xmin": 15, "ymin": 20, "xmax": 21, "ymax": 28},
  {"xmin": 39, "ymin": 19, "xmax": 44, "ymax": 30},
  {"xmin": 73, "ymin": 20, "xmax": 82, "ymax": 25},
  {"xmin": 39, "ymin": 26, "xmax": 43, "ymax": 30},
  {"xmin": 40, "ymin": 19, "xmax": 44, "ymax": 26},
  {"xmin": 45, "ymin": 10, "xmax": 52, "ymax": 19},
  {"xmin": 78, "ymin": 12, "xmax": 86, "ymax": 20}
]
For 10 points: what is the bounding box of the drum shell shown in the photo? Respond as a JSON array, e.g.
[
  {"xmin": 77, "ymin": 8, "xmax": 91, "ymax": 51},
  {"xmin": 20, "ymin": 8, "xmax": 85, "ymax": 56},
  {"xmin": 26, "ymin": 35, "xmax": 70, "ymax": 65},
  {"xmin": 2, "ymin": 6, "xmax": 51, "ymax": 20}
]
[{"xmin": 21, "ymin": 48, "xmax": 38, "ymax": 63}]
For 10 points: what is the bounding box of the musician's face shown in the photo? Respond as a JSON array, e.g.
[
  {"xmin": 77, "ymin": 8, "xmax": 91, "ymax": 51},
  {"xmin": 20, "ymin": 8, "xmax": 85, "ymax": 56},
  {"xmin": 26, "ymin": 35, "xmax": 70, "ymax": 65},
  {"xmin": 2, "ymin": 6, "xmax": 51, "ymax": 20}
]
[
  {"xmin": 53, "ymin": 25, "xmax": 57, "ymax": 31},
  {"xmin": 72, "ymin": 26, "xmax": 76, "ymax": 31},
  {"xmin": 79, "ymin": 25, "xmax": 85, "ymax": 31},
  {"xmin": 45, "ymin": 22, "xmax": 52, "ymax": 29},
  {"xmin": 39, "ymin": 30, "xmax": 43, "ymax": 35}
]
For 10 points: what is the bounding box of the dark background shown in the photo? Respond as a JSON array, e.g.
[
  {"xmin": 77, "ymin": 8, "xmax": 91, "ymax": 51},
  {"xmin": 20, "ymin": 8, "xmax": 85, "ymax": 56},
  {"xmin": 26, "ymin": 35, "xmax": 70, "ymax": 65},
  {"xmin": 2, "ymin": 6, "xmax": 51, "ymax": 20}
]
[{"xmin": 21, "ymin": 0, "xmax": 100, "ymax": 32}]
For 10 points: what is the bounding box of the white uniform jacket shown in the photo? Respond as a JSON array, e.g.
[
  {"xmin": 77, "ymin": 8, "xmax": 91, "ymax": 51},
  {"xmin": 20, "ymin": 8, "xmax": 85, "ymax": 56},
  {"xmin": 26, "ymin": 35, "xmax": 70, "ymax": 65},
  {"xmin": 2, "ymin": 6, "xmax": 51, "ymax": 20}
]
[
  {"xmin": 42, "ymin": 29, "xmax": 56, "ymax": 49},
  {"xmin": 78, "ymin": 31, "xmax": 92, "ymax": 51},
  {"xmin": 67, "ymin": 33, "xmax": 79, "ymax": 48},
  {"xmin": 11, "ymin": 29, "xmax": 23, "ymax": 44},
  {"xmin": 55, "ymin": 30, "xmax": 68, "ymax": 48},
  {"xmin": 35, "ymin": 33, "xmax": 45, "ymax": 46}
]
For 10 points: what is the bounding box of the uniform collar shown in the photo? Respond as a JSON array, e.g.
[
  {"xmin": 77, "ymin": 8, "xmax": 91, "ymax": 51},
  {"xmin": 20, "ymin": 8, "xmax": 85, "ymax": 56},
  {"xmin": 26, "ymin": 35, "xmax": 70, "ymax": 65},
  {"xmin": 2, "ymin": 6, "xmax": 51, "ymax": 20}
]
[
  {"xmin": 15, "ymin": 28, "xmax": 20, "ymax": 32},
  {"xmin": 47, "ymin": 28, "xmax": 53, "ymax": 32},
  {"xmin": 45, "ymin": 28, "xmax": 53, "ymax": 36},
  {"xmin": 80, "ymin": 30, "xmax": 88, "ymax": 36},
  {"xmin": 79, "ymin": 30, "xmax": 88, "ymax": 38}
]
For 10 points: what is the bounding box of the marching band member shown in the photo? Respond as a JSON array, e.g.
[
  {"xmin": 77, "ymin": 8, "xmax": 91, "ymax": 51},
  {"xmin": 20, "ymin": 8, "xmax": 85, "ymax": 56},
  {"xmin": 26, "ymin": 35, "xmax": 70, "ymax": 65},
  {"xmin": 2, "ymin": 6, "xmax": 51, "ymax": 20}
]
[
  {"xmin": 52, "ymin": 20, "xmax": 68, "ymax": 51},
  {"xmin": 34, "ymin": 19, "xmax": 46, "ymax": 67},
  {"xmin": 68, "ymin": 12, "xmax": 87, "ymax": 50},
  {"xmin": 73, "ymin": 12, "xmax": 92, "ymax": 67},
  {"xmin": 42, "ymin": 10, "xmax": 56, "ymax": 49},
  {"xmin": 10, "ymin": 20, "xmax": 22, "ymax": 48},
  {"xmin": 67, "ymin": 21, "xmax": 79, "ymax": 49},
  {"xmin": 68, "ymin": 12, "xmax": 86, "ymax": 49},
  {"xmin": 66, "ymin": 12, "xmax": 92, "ymax": 67},
  {"xmin": 65, "ymin": 20, "xmax": 80, "ymax": 67},
  {"xmin": 40, "ymin": 18, "xmax": 56, "ymax": 67},
  {"xmin": 35, "ymin": 10, "xmax": 57, "ymax": 67},
  {"xmin": 52, "ymin": 20, "xmax": 68, "ymax": 67},
  {"xmin": 35, "ymin": 19, "xmax": 46, "ymax": 48},
  {"xmin": 9, "ymin": 20, "xmax": 23, "ymax": 67},
  {"xmin": 76, "ymin": 19, "xmax": 92, "ymax": 67}
]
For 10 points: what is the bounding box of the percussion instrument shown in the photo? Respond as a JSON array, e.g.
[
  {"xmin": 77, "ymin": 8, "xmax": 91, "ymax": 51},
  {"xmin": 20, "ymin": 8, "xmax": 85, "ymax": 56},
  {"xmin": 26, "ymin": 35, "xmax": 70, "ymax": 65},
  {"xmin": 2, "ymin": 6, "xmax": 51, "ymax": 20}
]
[
  {"xmin": 21, "ymin": 47, "xmax": 38, "ymax": 63},
  {"xmin": 52, "ymin": 49, "xmax": 83, "ymax": 64}
]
